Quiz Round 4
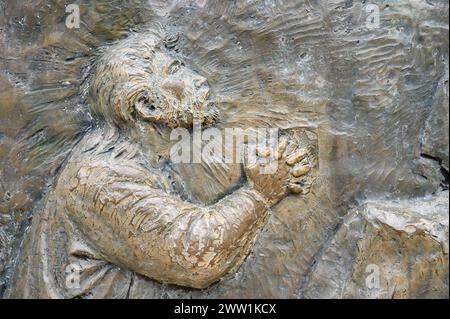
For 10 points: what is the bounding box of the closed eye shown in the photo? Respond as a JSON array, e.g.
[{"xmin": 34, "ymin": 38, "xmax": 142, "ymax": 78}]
[{"xmin": 167, "ymin": 60, "xmax": 184, "ymax": 74}]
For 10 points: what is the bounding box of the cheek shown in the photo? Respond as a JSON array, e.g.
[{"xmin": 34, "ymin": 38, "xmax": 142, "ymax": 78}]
[
  {"xmin": 153, "ymin": 91, "xmax": 180, "ymax": 121},
  {"xmin": 153, "ymin": 89, "xmax": 166, "ymax": 108}
]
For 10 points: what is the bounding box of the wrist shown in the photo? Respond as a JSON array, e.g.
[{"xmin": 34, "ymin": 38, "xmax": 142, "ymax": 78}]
[{"xmin": 243, "ymin": 186, "xmax": 271, "ymax": 211}]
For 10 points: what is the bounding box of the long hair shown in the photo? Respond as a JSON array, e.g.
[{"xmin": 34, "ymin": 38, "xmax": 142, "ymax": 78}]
[{"xmin": 87, "ymin": 31, "xmax": 165, "ymax": 128}]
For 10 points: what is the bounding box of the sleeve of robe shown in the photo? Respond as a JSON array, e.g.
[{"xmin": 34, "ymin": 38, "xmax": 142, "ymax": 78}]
[{"xmin": 62, "ymin": 162, "xmax": 270, "ymax": 289}]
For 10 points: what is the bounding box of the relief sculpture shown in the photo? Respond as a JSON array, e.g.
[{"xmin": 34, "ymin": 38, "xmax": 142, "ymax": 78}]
[
  {"xmin": 0, "ymin": 0, "xmax": 448, "ymax": 300},
  {"xmin": 6, "ymin": 32, "xmax": 315, "ymax": 298}
]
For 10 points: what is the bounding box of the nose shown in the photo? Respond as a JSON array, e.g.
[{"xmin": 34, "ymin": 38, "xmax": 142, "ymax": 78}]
[{"xmin": 162, "ymin": 80, "xmax": 185, "ymax": 101}]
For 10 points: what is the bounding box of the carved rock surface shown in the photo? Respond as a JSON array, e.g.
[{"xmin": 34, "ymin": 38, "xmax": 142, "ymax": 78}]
[
  {"xmin": 304, "ymin": 191, "xmax": 449, "ymax": 299},
  {"xmin": 0, "ymin": 0, "xmax": 449, "ymax": 298}
]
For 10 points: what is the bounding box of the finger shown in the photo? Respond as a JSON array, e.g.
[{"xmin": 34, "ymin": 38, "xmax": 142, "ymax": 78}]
[
  {"xmin": 256, "ymin": 147, "xmax": 271, "ymax": 157},
  {"xmin": 288, "ymin": 183, "xmax": 304, "ymax": 194},
  {"xmin": 291, "ymin": 164, "xmax": 311, "ymax": 177},
  {"xmin": 275, "ymin": 136, "xmax": 289, "ymax": 160},
  {"xmin": 286, "ymin": 149, "xmax": 308, "ymax": 166}
]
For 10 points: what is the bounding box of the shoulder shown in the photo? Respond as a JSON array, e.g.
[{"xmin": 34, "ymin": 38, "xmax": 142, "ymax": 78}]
[
  {"xmin": 55, "ymin": 149, "xmax": 156, "ymax": 198},
  {"xmin": 76, "ymin": 160, "xmax": 151, "ymax": 183},
  {"xmin": 53, "ymin": 129, "xmax": 168, "ymax": 198}
]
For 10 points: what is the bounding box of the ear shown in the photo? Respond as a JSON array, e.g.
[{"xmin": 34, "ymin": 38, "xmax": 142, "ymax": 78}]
[{"xmin": 134, "ymin": 93, "xmax": 164, "ymax": 123}]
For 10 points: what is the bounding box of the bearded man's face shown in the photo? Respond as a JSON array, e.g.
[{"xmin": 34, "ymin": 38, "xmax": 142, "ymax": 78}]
[
  {"xmin": 134, "ymin": 51, "xmax": 219, "ymax": 129},
  {"xmin": 89, "ymin": 33, "xmax": 220, "ymax": 129}
]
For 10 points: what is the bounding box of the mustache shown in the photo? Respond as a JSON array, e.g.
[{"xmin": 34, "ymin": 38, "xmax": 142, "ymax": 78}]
[{"xmin": 162, "ymin": 98, "xmax": 220, "ymax": 129}]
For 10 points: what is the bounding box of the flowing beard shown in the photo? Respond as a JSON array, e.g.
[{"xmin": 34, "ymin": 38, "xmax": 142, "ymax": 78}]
[{"xmin": 163, "ymin": 99, "xmax": 220, "ymax": 129}]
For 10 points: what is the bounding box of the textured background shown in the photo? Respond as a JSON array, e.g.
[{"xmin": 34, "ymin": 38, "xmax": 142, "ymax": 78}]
[{"xmin": 0, "ymin": 0, "xmax": 448, "ymax": 298}]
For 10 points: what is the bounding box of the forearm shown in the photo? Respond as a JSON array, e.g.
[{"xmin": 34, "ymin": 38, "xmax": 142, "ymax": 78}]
[
  {"xmin": 132, "ymin": 186, "xmax": 271, "ymax": 288},
  {"xmin": 66, "ymin": 163, "xmax": 271, "ymax": 288},
  {"xmin": 206, "ymin": 187, "xmax": 270, "ymax": 253}
]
